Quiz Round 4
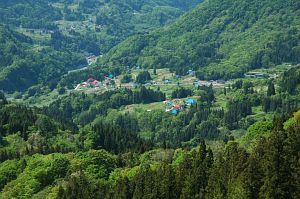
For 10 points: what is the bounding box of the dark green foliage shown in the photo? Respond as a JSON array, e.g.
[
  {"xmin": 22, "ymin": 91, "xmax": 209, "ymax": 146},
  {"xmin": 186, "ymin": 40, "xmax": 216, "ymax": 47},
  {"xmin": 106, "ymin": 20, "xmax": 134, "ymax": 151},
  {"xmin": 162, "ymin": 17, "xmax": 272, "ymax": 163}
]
[
  {"xmin": 0, "ymin": 0, "xmax": 61, "ymax": 29},
  {"xmin": 243, "ymin": 81, "xmax": 254, "ymax": 95},
  {"xmin": 267, "ymin": 80, "xmax": 276, "ymax": 96},
  {"xmin": 280, "ymin": 66, "xmax": 300, "ymax": 94},
  {"xmin": 198, "ymin": 84, "xmax": 215, "ymax": 105},
  {"xmin": 0, "ymin": 0, "xmax": 202, "ymax": 92},
  {"xmin": 121, "ymin": 74, "xmax": 133, "ymax": 83},
  {"xmin": 136, "ymin": 71, "xmax": 152, "ymax": 84},
  {"xmin": 232, "ymin": 80, "xmax": 244, "ymax": 90},
  {"xmin": 224, "ymin": 98, "xmax": 253, "ymax": 130},
  {"xmin": 46, "ymin": 87, "xmax": 166, "ymax": 125},
  {"xmin": 0, "ymin": 104, "xmax": 36, "ymax": 140},
  {"xmin": 0, "ymin": 107, "xmax": 299, "ymax": 198},
  {"xmin": 0, "ymin": 25, "xmax": 86, "ymax": 91},
  {"xmin": 262, "ymin": 68, "xmax": 300, "ymax": 113},
  {"xmin": 0, "ymin": 92, "xmax": 7, "ymax": 105},
  {"xmin": 0, "ymin": 1, "xmax": 300, "ymax": 197},
  {"xmin": 59, "ymin": 171, "xmax": 94, "ymax": 199},
  {"xmin": 250, "ymin": 32, "xmax": 300, "ymax": 69},
  {"xmin": 197, "ymin": 119, "xmax": 220, "ymax": 139},
  {"xmin": 76, "ymin": 0, "xmax": 202, "ymax": 53},
  {"xmin": 89, "ymin": 120, "xmax": 152, "ymax": 154},
  {"xmin": 58, "ymin": 86, "xmax": 66, "ymax": 95},
  {"xmin": 171, "ymin": 87, "xmax": 193, "ymax": 99}
]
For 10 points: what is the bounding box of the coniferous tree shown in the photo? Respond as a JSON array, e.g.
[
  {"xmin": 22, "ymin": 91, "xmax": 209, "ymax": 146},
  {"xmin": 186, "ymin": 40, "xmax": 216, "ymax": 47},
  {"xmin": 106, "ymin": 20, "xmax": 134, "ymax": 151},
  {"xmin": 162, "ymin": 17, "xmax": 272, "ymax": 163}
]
[{"xmin": 267, "ymin": 80, "xmax": 276, "ymax": 96}]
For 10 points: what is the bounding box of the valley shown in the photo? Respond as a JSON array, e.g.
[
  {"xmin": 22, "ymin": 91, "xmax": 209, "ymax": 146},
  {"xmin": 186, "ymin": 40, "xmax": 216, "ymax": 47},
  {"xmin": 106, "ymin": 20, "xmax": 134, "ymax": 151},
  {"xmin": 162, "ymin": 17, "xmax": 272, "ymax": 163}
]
[{"xmin": 0, "ymin": 0, "xmax": 300, "ymax": 198}]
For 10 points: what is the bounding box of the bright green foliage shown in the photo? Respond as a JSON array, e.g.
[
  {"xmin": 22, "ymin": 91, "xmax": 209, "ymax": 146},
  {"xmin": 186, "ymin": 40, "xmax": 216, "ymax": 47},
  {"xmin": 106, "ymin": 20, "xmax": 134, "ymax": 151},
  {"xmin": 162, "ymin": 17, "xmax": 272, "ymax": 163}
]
[
  {"xmin": 0, "ymin": 154, "xmax": 69, "ymax": 198},
  {"xmin": 241, "ymin": 120, "xmax": 273, "ymax": 147},
  {"xmin": 0, "ymin": 159, "xmax": 24, "ymax": 190},
  {"xmin": 0, "ymin": 115, "xmax": 298, "ymax": 198},
  {"xmin": 0, "ymin": 0, "xmax": 300, "ymax": 198}
]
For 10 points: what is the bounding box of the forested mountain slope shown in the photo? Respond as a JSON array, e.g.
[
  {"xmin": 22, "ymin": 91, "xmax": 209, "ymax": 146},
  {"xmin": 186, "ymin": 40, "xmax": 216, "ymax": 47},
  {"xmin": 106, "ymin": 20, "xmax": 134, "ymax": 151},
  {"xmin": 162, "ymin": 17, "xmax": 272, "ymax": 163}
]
[
  {"xmin": 0, "ymin": 95, "xmax": 299, "ymax": 198},
  {"xmin": 99, "ymin": 0, "xmax": 300, "ymax": 79},
  {"xmin": 0, "ymin": 0, "xmax": 203, "ymax": 92},
  {"xmin": 0, "ymin": 25, "xmax": 86, "ymax": 91},
  {"xmin": 0, "ymin": 0, "xmax": 62, "ymax": 29},
  {"xmin": 0, "ymin": 0, "xmax": 203, "ymax": 54}
]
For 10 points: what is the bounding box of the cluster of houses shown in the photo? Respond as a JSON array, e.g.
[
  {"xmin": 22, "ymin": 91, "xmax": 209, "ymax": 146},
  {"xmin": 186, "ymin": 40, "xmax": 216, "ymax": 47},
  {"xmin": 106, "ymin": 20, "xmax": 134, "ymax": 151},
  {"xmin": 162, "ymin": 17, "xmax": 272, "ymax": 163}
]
[
  {"xmin": 23, "ymin": 28, "xmax": 55, "ymax": 35},
  {"xmin": 75, "ymin": 77, "xmax": 100, "ymax": 90},
  {"xmin": 74, "ymin": 75, "xmax": 115, "ymax": 91},
  {"xmin": 164, "ymin": 99, "xmax": 197, "ymax": 115},
  {"xmin": 194, "ymin": 80, "xmax": 226, "ymax": 87},
  {"xmin": 60, "ymin": 20, "xmax": 94, "ymax": 33},
  {"xmin": 244, "ymin": 71, "xmax": 282, "ymax": 79},
  {"xmin": 244, "ymin": 72, "xmax": 269, "ymax": 79}
]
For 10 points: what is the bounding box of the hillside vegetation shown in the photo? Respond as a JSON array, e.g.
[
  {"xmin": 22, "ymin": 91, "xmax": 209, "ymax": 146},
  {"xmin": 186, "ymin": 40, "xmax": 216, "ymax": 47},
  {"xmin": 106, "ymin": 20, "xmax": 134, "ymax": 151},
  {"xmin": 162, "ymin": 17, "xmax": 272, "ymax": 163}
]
[
  {"xmin": 1, "ymin": 1, "xmax": 300, "ymax": 198},
  {"xmin": 99, "ymin": 0, "xmax": 300, "ymax": 79},
  {"xmin": 0, "ymin": 0, "xmax": 202, "ymax": 92},
  {"xmin": 0, "ymin": 25, "xmax": 86, "ymax": 91}
]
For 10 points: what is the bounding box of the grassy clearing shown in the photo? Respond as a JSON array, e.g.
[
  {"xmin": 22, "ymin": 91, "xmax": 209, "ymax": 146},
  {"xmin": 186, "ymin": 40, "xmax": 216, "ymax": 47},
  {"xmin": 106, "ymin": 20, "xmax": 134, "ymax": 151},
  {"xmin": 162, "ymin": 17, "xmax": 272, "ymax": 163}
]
[
  {"xmin": 23, "ymin": 90, "xmax": 71, "ymax": 107},
  {"xmin": 120, "ymin": 101, "xmax": 166, "ymax": 114}
]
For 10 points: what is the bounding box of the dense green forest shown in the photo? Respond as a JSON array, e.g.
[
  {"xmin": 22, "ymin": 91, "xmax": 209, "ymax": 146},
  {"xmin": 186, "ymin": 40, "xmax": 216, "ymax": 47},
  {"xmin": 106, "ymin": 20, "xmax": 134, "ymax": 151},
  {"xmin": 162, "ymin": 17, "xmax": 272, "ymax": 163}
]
[
  {"xmin": 0, "ymin": 25, "xmax": 86, "ymax": 91},
  {"xmin": 1, "ymin": 0, "xmax": 300, "ymax": 198},
  {"xmin": 0, "ymin": 0, "xmax": 202, "ymax": 92},
  {"xmin": 1, "ymin": 65, "xmax": 299, "ymax": 198},
  {"xmin": 99, "ymin": 0, "xmax": 300, "ymax": 79}
]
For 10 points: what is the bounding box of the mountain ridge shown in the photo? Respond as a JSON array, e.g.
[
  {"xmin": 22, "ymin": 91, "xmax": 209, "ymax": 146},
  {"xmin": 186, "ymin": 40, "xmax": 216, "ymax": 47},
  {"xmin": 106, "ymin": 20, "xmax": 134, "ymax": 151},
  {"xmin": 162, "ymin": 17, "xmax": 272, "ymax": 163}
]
[{"xmin": 99, "ymin": 0, "xmax": 300, "ymax": 79}]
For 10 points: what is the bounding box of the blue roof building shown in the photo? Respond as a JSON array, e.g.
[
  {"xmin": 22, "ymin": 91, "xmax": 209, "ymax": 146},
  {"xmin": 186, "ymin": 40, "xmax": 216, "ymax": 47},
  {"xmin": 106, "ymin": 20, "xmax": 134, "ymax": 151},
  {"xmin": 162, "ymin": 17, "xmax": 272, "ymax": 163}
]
[
  {"xmin": 171, "ymin": 109, "xmax": 178, "ymax": 115},
  {"xmin": 185, "ymin": 99, "xmax": 197, "ymax": 105}
]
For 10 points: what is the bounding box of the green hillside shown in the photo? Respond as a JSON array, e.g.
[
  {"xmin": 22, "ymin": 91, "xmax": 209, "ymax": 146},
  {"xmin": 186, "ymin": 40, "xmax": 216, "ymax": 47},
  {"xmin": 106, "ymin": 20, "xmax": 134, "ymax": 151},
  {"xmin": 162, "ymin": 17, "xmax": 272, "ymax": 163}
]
[
  {"xmin": 0, "ymin": 0, "xmax": 202, "ymax": 54},
  {"xmin": 0, "ymin": 0, "xmax": 62, "ymax": 29},
  {"xmin": 99, "ymin": 0, "xmax": 300, "ymax": 79},
  {"xmin": 0, "ymin": 1, "xmax": 300, "ymax": 198},
  {"xmin": 0, "ymin": 25, "xmax": 86, "ymax": 91},
  {"xmin": 0, "ymin": 0, "xmax": 203, "ymax": 92}
]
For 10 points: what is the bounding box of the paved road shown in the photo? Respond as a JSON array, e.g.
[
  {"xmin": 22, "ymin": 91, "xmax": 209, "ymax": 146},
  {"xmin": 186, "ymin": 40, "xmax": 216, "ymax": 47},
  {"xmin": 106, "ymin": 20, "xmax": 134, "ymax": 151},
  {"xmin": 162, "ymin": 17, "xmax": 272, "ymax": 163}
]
[{"xmin": 68, "ymin": 66, "xmax": 88, "ymax": 74}]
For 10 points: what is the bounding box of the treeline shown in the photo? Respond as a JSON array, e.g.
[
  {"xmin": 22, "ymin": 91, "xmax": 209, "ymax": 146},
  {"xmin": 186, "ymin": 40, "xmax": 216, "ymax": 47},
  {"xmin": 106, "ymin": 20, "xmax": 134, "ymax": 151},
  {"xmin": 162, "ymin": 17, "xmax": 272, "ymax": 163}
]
[
  {"xmin": 45, "ymin": 87, "xmax": 166, "ymax": 125},
  {"xmin": 0, "ymin": 91, "xmax": 154, "ymax": 162},
  {"xmin": 88, "ymin": 120, "xmax": 152, "ymax": 154},
  {"xmin": 262, "ymin": 66, "xmax": 300, "ymax": 113},
  {"xmin": 0, "ymin": 114, "xmax": 299, "ymax": 198},
  {"xmin": 0, "ymin": 93, "xmax": 79, "ymax": 162},
  {"xmin": 105, "ymin": 117, "xmax": 300, "ymax": 199},
  {"xmin": 171, "ymin": 87, "xmax": 193, "ymax": 99}
]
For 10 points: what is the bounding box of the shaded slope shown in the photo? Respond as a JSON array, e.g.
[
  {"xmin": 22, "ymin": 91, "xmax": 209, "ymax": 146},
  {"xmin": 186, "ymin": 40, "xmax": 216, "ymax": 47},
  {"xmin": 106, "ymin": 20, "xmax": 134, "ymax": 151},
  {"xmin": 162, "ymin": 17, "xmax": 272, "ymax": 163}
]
[{"xmin": 0, "ymin": 25, "xmax": 86, "ymax": 91}]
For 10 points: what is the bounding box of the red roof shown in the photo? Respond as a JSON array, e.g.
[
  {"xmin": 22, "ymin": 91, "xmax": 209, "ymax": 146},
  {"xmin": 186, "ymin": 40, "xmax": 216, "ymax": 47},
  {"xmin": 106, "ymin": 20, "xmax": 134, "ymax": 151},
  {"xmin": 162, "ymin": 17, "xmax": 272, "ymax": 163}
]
[
  {"xmin": 173, "ymin": 105, "xmax": 182, "ymax": 109},
  {"xmin": 92, "ymin": 80, "xmax": 99, "ymax": 85}
]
